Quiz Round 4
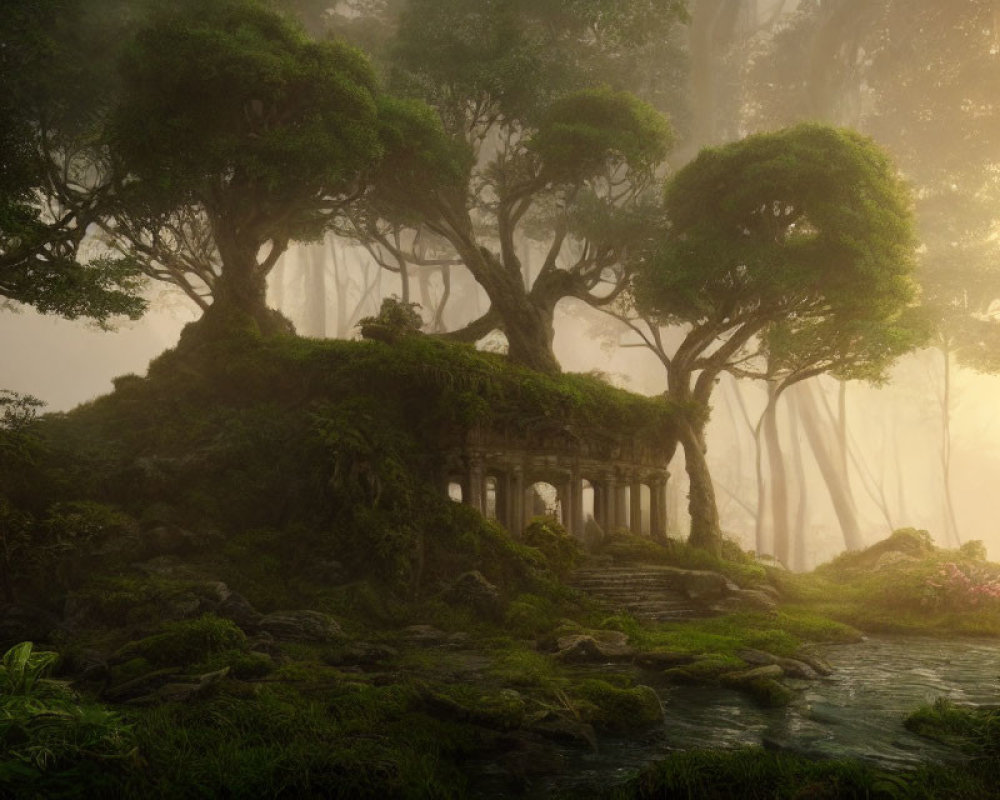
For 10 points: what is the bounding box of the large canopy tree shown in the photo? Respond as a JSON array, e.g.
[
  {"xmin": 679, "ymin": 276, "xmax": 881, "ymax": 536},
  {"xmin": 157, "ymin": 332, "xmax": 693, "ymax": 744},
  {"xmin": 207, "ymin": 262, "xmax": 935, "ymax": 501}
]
[
  {"xmin": 102, "ymin": 0, "xmax": 386, "ymax": 335},
  {"xmin": 626, "ymin": 124, "xmax": 922, "ymax": 555},
  {"xmin": 0, "ymin": 0, "xmax": 145, "ymax": 325},
  {"xmin": 339, "ymin": 0, "xmax": 684, "ymax": 373}
]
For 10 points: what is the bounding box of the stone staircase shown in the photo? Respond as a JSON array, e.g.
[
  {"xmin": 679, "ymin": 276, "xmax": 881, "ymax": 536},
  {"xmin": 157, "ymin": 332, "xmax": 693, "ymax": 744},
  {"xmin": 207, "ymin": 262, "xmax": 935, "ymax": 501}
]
[{"xmin": 569, "ymin": 564, "xmax": 711, "ymax": 622}]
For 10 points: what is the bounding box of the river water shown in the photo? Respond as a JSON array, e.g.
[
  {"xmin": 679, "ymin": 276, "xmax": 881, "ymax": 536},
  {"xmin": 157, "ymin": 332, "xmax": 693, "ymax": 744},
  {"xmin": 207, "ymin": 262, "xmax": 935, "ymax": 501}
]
[{"xmin": 538, "ymin": 635, "xmax": 1000, "ymax": 795}]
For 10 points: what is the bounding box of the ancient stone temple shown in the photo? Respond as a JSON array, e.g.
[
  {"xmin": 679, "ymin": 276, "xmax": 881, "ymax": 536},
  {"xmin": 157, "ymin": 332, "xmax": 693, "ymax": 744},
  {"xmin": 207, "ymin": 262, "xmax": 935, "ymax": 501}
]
[{"xmin": 440, "ymin": 423, "xmax": 672, "ymax": 542}]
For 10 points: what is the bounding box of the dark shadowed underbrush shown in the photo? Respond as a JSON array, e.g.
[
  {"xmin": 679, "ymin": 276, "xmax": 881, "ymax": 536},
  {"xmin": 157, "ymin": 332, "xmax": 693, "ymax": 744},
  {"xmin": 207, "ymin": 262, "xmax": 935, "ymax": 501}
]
[{"xmin": 607, "ymin": 748, "xmax": 991, "ymax": 799}]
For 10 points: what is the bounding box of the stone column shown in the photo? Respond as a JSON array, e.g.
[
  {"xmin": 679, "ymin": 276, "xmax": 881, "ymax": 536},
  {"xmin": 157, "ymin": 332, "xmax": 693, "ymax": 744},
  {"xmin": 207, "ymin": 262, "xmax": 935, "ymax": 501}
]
[
  {"xmin": 556, "ymin": 480, "xmax": 570, "ymax": 529},
  {"xmin": 629, "ymin": 478, "xmax": 643, "ymax": 535},
  {"xmin": 467, "ymin": 453, "xmax": 485, "ymax": 514},
  {"xmin": 509, "ymin": 464, "xmax": 525, "ymax": 537},
  {"xmin": 612, "ymin": 476, "xmax": 627, "ymax": 531},
  {"xmin": 569, "ymin": 466, "xmax": 584, "ymax": 540},
  {"xmin": 650, "ymin": 474, "xmax": 667, "ymax": 542},
  {"xmin": 493, "ymin": 469, "xmax": 508, "ymax": 526},
  {"xmin": 593, "ymin": 478, "xmax": 606, "ymax": 532}
]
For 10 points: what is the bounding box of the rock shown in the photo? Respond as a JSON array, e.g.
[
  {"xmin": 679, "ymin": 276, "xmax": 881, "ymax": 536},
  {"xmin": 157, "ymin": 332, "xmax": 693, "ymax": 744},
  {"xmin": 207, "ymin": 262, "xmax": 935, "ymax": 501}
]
[
  {"xmin": 103, "ymin": 667, "xmax": 181, "ymax": 702},
  {"xmin": 725, "ymin": 664, "xmax": 784, "ymax": 682},
  {"xmin": 874, "ymin": 551, "xmax": 919, "ymax": 571},
  {"xmin": 736, "ymin": 648, "xmax": 778, "ymax": 666},
  {"xmin": 554, "ymin": 633, "xmax": 634, "ymax": 663},
  {"xmin": 110, "ymin": 666, "xmax": 231, "ymax": 705},
  {"xmin": 142, "ymin": 525, "xmax": 207, "ymax": 557},
  {"xmin": 0, "ymin": 604, "xmax": 59, "ymax": 645},
  {"xmin": 722, "ymin": 665, "xmax": 793, "ymax": 707},
  {"xmin": 258, "ymin": 610, "xmax": 342, "ymax": 642},
  {"xmin": 499, "ymin": 742, "xmax": 567, "ymax": 780},
  {"xmin": 130, "ymin": 555, "xmax": 207, "ymax": 581},
  {"xmin": 756, "ymin": 584, "xmax": 782, "ymax": 600},
  {"xmin": 248, "ymin": 632, "xmax": 283, "ymax": 661},
  {"xmin": 732, "ymin": 588, "xmax": 778, "ymax": 610},
  {"xmin": 732, "ymin": 650, "xmax": 815, "ymax": 680},
  {"xmin": 152, "ymin": 667, "xmax": 230, "ymax": 704},
  {"xmin": 774, "ymin": 657, "xmax": 818, "ymax": 680},
  {"xmin": 63, "ymin": 648, "xmax": 110, "ymax": 684},
  {"xmin": 679, "ymin": 570, "xmax": 740, "ymax": 604},
  {"xmin": 794, "ymin": 652, "xmax": 834, "ymax": 676},
  {"xmin": 712, "ymin": 589, "xmax": 778, "ymax": 614},
  {"xmin": 324, "ymin": 642, "xmax": 399, "ymax": 667},
  {"xmin": 634, "ymin": 650, "xmax": 696, "ymax": 669},
  {"xmin": 526, "ymin": 711, "xmax": 598, "ymax": 751},
  {"xmin": 401, "ymin": 624, "xmax": 450, "ymax": 646},
  {"xmin": 300, "ymin": 559, "xmax": 346, "ymax": 585},
  {"xmin": 443, "ymin": 571, "xmax": 504, "ymax": 621},
  {"xmin": 215, "ymin": 592, "xmax": 262, "ymax": 632}
]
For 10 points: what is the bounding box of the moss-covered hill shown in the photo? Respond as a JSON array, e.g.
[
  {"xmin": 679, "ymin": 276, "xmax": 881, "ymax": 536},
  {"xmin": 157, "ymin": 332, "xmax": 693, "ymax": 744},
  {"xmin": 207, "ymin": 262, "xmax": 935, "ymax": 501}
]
[
  {"xmin": 4, "ymin": 327, "xmax": 675, "ymax": 605},
  {"xmin": 2, "ymin": 330, "xmax": 999, "ymax": 798}
]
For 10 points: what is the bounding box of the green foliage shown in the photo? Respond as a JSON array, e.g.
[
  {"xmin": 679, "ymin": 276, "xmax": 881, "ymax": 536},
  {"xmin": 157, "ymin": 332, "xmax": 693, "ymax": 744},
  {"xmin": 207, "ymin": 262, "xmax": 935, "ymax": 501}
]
[
  {"xmin": 367, "ymin": 95, "xmax": 472, "ymax": 220},
  {"xmin": 637, "ymin": 123, "xmax": 925, "ymax": 385},
  {"xmin": 611, "ymin": 747, "xmax": 989, "ymax": 800},
  {"xmin": 906, "ymin": 699, "xmax": 1000, "ymax": 761},
  {"xmin": 206, "ymin": 649, "xmax": 274, "ymax": 680},
  {"xmin": 531, "ymin": 87, "xmax": 673, "ymax": 182},
  {"xmin": 113, "ymin": 0, "xmax": 381, "ymax": 228},
  {"xmin": 905, "ymin": 698, "xmax": 1000, "ymax": 790},
  {"xmin": 0, "ymin": 642, "xmax": 137, "ymax": 793},
  {"xmin": 787, "ymin": 530, "xmax": 1000, "ymax": 635},
  {"xmin": 0, "ymin": 0, "xmax": 148, "ymax": 324},
  {"xmin": 664, "ymin": 653, "xmax": 745, "ymax": 683},
  {"xmin": 594, "ymin": 531, "xmax": 768, "ymax": 588},
  {"xmin": 358, "ymin": 296, "xmax": 425, "ymax": 343},
  {"xmin": 120, "ymin": 683, "xmax": 469, "ymax": 797},
  {"xmin": 504, "ymin": 593, "xmax": 562, "ymax": 638},
  {"xmin": 521, "ymin": 517, "xmax": 579, "ymax": 578},
  {"xmin": 571, "ymin": 678, "xmax": 662, "ymax": 731},
  {"xmin": 0, "ymin": 642, "xmax": 66, "ymax": 700},
  {"xmin": 959, "ymin": 540, "xmax": 988, "ymax": 561},
  {"xmin": 117, "ymin": 615, "xmax": 247, "ymax": 668},
  {"xmin": 488, "ymin": 647, "xmax": 558, "ymax": 689}
]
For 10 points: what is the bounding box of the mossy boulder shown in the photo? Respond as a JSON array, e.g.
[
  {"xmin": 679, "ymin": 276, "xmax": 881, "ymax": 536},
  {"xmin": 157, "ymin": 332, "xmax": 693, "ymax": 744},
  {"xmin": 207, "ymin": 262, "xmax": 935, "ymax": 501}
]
[
  {"xmin": 571, "ymin": 678, "xmax": 663, "ymax": 731},
  {"xmin": 522, "ymin": 518, "xmax": 579, "ymax": 578},
  {"xmin": 257, "ymin": 610, "xmax": 343, "ymax": 643},
  {"xmin": 115, "ymin": 614, "xmax": 247, "ymax": 668}
]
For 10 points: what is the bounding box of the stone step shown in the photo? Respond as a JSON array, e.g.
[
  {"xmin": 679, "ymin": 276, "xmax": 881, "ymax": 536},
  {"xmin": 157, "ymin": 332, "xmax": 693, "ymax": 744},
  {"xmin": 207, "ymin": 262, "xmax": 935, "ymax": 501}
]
[{"xmin": 568, "ymin": 563, "xmax": 711, "ymax": 621}]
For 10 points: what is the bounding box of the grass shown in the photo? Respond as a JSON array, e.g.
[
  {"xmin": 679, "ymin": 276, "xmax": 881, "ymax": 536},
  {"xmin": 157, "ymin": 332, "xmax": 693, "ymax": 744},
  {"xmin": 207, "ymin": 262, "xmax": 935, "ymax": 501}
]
[
  {"xmin": 905, "ymin": 697, "xmax": 1000, "ymax": 784},
  {"xmin": 602, "ymin": 609, "xmax": 859, "ymax": 661},
  {"xmin": 606, "ymin": 748, "xmax": 992, "ymax": 799}
]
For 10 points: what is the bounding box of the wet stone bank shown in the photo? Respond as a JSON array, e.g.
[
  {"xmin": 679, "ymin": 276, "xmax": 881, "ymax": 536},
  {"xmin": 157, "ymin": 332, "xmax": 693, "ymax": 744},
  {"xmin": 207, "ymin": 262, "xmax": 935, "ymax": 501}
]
[{"xmin": 472, "ymin": 636, "xmax": 1000, "ymax": 797}]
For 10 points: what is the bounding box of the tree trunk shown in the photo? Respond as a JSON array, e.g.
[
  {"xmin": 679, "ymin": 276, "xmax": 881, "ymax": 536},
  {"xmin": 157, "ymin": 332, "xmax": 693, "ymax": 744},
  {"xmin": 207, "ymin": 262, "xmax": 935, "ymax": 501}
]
[
  {"xmin": 940, "ymin": 345, "xmax": 961, "ymax": 546},
  {"xmin": 302, "ymin": 244, "xmax": 327, "ymax": 337},
  {"xmin": 503, "ymin": 302, "xmax": 561, "ymax": 374},
  {"xmin": 208, "ymin": 220, "xmax": 292, "ymax": 336},
  {"xmin": 679, "ymin": 416, "xmax": 723, "ymax": 557},
  {"xmin": 793, "ymin": 381, "xmax": 864, "ymax": 551},
  {"xmin": 762, "ymin": 383, "xmax": 791, "ymax": 567},
  {"xmin": 788, "ymin": 399, "xmax": 810, "ymax": 572}
]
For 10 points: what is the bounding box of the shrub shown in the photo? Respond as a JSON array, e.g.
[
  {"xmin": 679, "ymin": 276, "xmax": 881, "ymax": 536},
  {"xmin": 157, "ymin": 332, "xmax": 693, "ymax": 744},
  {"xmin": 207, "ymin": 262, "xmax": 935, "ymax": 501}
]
[
  {"xmin": 522, "ymin": 517, "xmax": 579, "ymax": 578},
  {"xmin": 0, "ymin": 643, "xmax": 136, "ymax": 792},
  {"xmin": 571, "ymin": 678, "xmax": 663, "ymax": 731},
  {"xmin": 118, "ymin": 615, "xmax": 247, "ymax": 667}
]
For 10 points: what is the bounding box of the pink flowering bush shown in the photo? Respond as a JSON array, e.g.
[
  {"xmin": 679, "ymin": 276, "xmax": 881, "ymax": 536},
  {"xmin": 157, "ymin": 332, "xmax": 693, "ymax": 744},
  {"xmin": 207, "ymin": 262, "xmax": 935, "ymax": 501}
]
[{"xmin": 923, "ymin": 562, "xmax": 1000, "ymax": 611}]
